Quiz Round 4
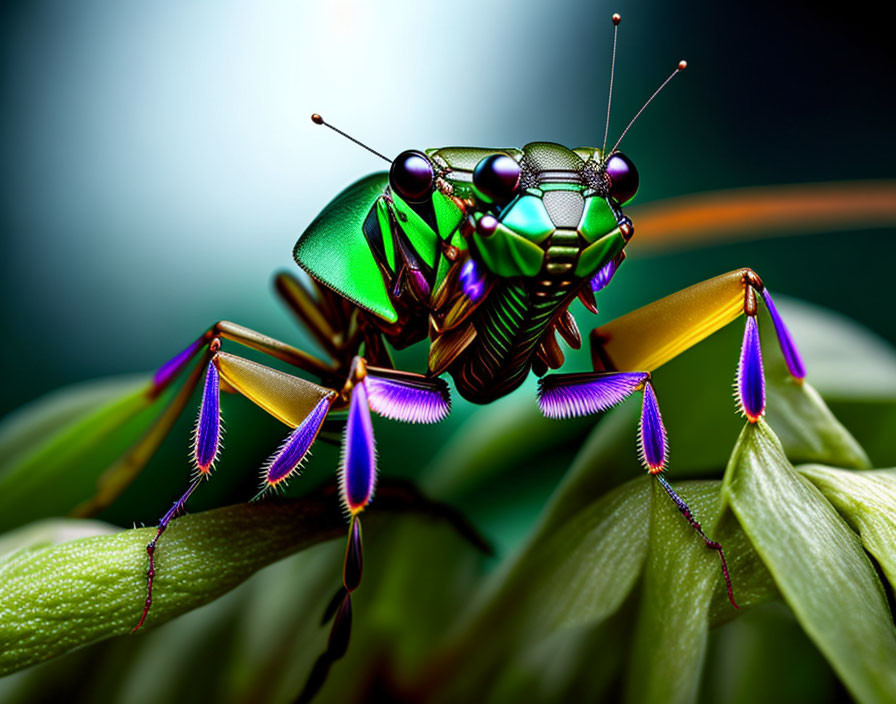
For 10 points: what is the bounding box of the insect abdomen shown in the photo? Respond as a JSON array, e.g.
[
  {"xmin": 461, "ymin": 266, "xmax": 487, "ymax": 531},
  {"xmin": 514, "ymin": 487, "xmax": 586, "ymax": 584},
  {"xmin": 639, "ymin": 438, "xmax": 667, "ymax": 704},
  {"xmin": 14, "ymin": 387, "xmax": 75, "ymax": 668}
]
[{"xmin": 449, "ymin": 279, "xmax": 571, "ymax": 403}]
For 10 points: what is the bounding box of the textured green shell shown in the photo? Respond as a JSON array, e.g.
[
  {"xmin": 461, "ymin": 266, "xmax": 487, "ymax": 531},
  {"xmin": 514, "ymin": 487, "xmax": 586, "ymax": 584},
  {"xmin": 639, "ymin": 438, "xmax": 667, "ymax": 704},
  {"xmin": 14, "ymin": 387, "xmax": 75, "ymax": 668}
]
[
  {"xmin": 389, "ymin": 193, "xmax": 439, "ymax": 268},
  {"xmin": 576, "ymin": 228, "xmax": 626, "ymax": 276},
  {"xmin": 294, "ymin": 173, "xmax": 397, "ymax": 323},
  {"xmin": 472, "ymin": 222, "xmax": 545, "ymax": 278}
]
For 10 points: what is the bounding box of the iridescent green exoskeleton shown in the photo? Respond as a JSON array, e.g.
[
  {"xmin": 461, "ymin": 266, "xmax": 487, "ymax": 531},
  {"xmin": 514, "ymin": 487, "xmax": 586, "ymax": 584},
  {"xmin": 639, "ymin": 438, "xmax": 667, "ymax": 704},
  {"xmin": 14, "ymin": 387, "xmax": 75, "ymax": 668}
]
[
  {"xmin": 122, "ymin": 20, "xmax": 808, "ymax": 703},
  {"xmin": 277, "ymin": 131, "xmax": 803, "ymax": 700},
  {"xmin": 296, "ymin": 141, "xmax": 636, "ymax": 404}
]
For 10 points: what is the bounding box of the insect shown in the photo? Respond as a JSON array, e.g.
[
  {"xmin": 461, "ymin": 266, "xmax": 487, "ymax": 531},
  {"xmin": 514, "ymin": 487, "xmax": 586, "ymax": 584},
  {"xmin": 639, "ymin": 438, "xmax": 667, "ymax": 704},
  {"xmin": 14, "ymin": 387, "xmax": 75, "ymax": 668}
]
[{"xmin": 127, "ymin": 13, "xmax": 805, "ymax": 702}]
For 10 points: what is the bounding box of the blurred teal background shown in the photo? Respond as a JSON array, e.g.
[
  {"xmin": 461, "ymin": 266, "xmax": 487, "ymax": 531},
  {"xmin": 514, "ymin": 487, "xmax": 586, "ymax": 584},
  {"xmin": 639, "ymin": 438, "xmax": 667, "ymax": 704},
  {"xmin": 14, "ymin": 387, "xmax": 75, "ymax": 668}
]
[{"xmin": 1, "ymin": 0, "xmax": 894, "ymax": 524}]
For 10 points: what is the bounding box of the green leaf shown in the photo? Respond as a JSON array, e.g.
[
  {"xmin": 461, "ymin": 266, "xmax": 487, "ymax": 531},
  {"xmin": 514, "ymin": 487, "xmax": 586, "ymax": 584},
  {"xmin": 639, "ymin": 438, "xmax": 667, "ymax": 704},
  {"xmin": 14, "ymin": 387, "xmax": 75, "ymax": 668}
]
[
  {"xmin": 765, "ymin": 376, "xmax": 869, "ymax": 471},
  {"xmin": 775, "ymin": 298, "xmax": 896, "ymax": 401},
  {"xmin": 430, "ymin": 477, "xmax": 651, "ymax": 702},
  {"xmin": 0, "ymin": 376, "xmax": 144, "ymax": 472},
  {"xmin": 0, "ymin": 481, "xmax": 475, "ymax": 676},
  {"xmin": 0, "ymin": 499, "xmax": 342, "ymax": 676},
  {"xmin": 705, "ymin": 509, "xmax": 779, "ymax": 627},
  {"xmin": 799, "ymin": 465, "xmax": 896, "ymax": 590},
  {"xmin": 625, "ymin": 480, "xmax": 725, "ymax": 704},
  {"xmin": 700, "ymin": 603, "xmax": 843, "ymax": 704},
  {"xmin": 723, "ymin": 421, "xmax": 896, "ymax": 704},
  {"xmin": 625, "ymin": 478, "xmax": 779, "ymax": 702},
  {"xmin": 0, "ymin": 374, "xmax": 168, "ymax": 532},
  {"xmin": 0, "ymin": 519, "xmax": 116, "ymax": 563},
  {"xmin": 760, "ymin": 299, "xmax": 893, "ymax": 468}
]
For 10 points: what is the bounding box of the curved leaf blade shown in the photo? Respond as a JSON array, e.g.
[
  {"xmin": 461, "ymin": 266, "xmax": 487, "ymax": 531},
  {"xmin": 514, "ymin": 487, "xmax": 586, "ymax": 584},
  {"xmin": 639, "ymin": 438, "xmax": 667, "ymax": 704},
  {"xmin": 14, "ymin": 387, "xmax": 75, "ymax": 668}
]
[
  {"xmin": 430, "ymin": 478, "xmax": 650, "ymax": 702},
  {"xmin": 723, "ymin": 421, "xmax": 896, "ymax": 704},
  {"xmin": 765, "ymin": 378, "xmax": 869, "ymax": 470},
  {"xmin": 625, "ymin": 480, "xmax": 725, "ymax": 704},
  {"xmin": 0, "ymin": 499, "xmax": 343, "ymax": 676},
  {"xmin": 799, "ymin": 465, "xmax": 896, "ymax": 590},
  {"xmin": 0, "ymin": 481, "xmax": 472, "ymax": 677},
  {"xmin": 0, "ymin": 375, "xmax": 167, "ymax": 532},
  {"xmin": 0, "ymin": 376, "xmax": 145, "ymax": 473}
]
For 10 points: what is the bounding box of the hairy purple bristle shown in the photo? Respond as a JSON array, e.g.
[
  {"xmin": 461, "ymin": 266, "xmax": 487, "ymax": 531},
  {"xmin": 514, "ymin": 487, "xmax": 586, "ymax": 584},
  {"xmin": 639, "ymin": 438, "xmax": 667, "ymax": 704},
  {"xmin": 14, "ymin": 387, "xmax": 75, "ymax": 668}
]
[
  {"xmin": 591, "ymin": 258, "xmax": 618, "ymax": 293},
  {"xmin": 365, "ymin": 374, "xmax": 450, "ymax": 424},
  {"xmin": 262, "ymin": 395, "xmax": 333, "ymax": 487},
  {"xmin": 153, "ymin": 336, "xmax": 204, "ymax": 390},
  {"xmin": 737, "ymin": 316, "xmax": 766, "ymax": 422},
  {"xmin": 538, "ymin": 371, "xmax": 648, "ymax": 419},
  {"xmin": 193, "ymin": 361, "xmax": 221, "ymax": 473},
  {"xmin": 340, "ymin": 380, "xmax": 377, "ymax": 515},
  {"xmin": 762, "ymin": 290, "xmax": 806, "ymax": 380},
  {"xmin": 638, "ymin": 382, "xmax": 668, "ymax": 473},
  {"xmin": 459, "ymin": 258, "xmax": 487, "ymax": 301}
]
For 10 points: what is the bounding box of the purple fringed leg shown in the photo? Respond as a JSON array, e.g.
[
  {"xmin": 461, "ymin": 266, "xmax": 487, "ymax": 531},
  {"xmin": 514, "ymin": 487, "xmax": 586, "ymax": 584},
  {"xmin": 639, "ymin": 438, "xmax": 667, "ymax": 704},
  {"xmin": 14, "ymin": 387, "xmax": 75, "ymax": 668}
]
[
  {"xmin": 301, "ymin": 380, "xmax": 373, "ymax": 704},
  {"xmin": 538, "ymin": 371, "xmax": 649, "ymax": 419},
  {"xmin": 737, "ymin": 316, "xmax": 766, "ymax": 423},
  {"xmin": 638, "ymin": 381, "xmax": 669, "ymax": 474},
  {"xmin": 365, "ymin": 370, "xmax": 451, "ymax": 424},
  {"xmin": 152, "ymin": 336, "xmax": 205, "ymax": 393},
  {"xmin": 340, "ymin": 379, "xmax": 377, "ymax": 516},
  {"xmin": 258, "ymin": 395, "xmax": 334, "ymax": 494},
  {"xmin": 135, "ymin": 357, "xmax": 221, "ymax": 631},
  {"xmin": 762, "ymin": 290, "xmax": 806, "ymax": 380},
  {"xmin": 193, "ymin": 361, "xmax": 222, "ymax": 474}
]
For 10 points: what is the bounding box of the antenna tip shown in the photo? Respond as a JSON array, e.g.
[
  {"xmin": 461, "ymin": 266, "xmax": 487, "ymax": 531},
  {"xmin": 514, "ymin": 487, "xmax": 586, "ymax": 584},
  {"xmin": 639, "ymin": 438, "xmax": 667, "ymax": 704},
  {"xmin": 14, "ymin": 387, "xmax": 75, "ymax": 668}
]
[
  {"xmin": 311, "ymin": 113, "xmax": 324, "ymax": 125},
  {"xmin": 612, "ymin": 12, "xmax": 621, "ymax": 24},
  {"xmin": 677, "ymin": 60, "xmax": 688, "ymax": 71}
]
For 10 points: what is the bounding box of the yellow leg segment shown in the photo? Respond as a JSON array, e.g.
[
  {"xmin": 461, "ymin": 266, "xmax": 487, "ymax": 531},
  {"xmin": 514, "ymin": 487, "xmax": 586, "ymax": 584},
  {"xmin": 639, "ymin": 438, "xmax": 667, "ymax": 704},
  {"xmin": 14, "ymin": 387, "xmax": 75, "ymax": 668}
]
[
  {"xmin": 591, "ymin": 269, "xmax": 760, "ymax": 373},
  {"xmin": 214, "ymin": 351, "xmax": 338, "ymax": 426}
]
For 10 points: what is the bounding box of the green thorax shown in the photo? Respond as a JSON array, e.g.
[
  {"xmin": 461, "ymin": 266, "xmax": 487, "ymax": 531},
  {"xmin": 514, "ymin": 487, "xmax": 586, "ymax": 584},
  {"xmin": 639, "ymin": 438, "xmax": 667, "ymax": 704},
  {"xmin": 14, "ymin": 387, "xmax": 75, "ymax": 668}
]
[
  {"xmin": 431, "ymin": 142, "xmax": 627, "ymax": 282},
  {"xmin": 293, "ymin": 143, "xmax": 628, "ymax": 329}
]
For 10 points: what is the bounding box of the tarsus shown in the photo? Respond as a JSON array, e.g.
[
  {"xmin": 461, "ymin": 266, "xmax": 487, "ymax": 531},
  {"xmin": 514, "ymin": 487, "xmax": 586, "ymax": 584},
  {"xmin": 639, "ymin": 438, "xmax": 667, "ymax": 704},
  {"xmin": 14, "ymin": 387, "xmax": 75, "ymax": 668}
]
[{"xmin": 655, "ymin": 474, "xmax": 739, "ymax": 609}]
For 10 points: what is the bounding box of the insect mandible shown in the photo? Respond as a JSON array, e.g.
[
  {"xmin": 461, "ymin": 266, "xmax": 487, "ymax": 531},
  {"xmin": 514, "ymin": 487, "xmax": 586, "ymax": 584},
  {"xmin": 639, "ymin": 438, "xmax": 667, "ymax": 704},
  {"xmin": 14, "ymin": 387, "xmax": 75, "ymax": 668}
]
[{"xmin": 131, "ymin": 13, "xmax": 805, "ymax": 702}]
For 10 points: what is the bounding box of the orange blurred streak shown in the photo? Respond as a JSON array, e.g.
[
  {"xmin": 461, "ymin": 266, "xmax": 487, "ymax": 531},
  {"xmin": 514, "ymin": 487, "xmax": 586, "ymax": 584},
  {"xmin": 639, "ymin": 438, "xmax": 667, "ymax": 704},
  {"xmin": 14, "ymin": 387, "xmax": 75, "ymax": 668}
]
[{"xmin": 627, "ymin": 180, "xmax": 896, "ymax": 252}]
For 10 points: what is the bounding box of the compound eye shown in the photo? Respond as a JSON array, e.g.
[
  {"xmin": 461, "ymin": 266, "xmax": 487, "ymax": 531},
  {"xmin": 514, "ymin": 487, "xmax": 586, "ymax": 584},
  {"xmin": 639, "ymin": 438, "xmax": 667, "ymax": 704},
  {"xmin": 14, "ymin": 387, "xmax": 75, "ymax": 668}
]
[
  {"xmin": 472, "ymin": 154, "xmax": 521, "ymax": 205},
  {"xmin": 605, "ymin": 152, "xmax": 639, "ymax": 205},
  {"xmin": 390, "ymin": 150, "xmax": 434, "ymax": 203}
]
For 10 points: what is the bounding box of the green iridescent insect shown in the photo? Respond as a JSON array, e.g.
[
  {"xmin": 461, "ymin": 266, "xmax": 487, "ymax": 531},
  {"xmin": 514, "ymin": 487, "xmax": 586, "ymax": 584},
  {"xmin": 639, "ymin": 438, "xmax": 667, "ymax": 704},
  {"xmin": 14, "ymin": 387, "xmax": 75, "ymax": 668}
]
[{"xmin": 127, "ymin": 16, "xmax": 806, "ymax": 702}]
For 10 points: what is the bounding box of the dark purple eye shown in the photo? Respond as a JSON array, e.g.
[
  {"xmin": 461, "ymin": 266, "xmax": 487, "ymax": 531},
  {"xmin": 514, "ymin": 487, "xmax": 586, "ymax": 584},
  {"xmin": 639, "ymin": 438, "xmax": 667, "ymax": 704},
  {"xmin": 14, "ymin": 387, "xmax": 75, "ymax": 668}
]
[
  {"xmin": 472, "ymin": 154, "xmax": 521, "ymax": 204},
  {"xmin": 605, "ymin": 152, "xmax": 639, "ymax": 205},
  {"xmin": 390, "ymin": 150, "xmax": 434, "ymax": 203}
]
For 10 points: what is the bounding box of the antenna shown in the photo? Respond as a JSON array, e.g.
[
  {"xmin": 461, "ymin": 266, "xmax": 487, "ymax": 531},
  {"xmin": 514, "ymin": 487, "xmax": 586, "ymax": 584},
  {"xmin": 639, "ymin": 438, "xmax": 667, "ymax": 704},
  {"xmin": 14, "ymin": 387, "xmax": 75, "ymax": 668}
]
[
  {"xmin": 601, "ymin": 12, "xmax": 622, "ymax": 155},
  {"xmin": 310, "ymin": 113, "xmax": 392, "ymax": 164},
  {"xmin": 606, "ymin": 61, "xmax": 687, "ymax": 158}
]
